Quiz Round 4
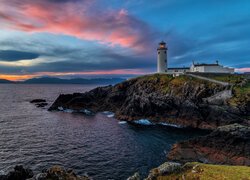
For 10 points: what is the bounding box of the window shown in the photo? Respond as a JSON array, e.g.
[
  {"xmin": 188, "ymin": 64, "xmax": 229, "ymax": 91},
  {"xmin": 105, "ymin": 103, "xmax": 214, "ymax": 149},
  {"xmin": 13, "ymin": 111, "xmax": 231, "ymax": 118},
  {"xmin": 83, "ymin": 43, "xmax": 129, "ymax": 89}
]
[
  {"xmin": 164, "ymin": 51, "xmax": 166, "ymax": 54},
  {"xmin": 158, "ymin": 52, "xmax": 160, "ymax": 54}
]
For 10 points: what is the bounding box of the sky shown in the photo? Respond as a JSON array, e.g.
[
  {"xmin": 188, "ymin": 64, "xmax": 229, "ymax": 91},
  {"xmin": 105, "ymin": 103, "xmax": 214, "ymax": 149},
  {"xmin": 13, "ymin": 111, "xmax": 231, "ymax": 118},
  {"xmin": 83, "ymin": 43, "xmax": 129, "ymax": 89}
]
[{"xmin": 0, "ymin": 0, "xmax": 249, "ymax": 80}]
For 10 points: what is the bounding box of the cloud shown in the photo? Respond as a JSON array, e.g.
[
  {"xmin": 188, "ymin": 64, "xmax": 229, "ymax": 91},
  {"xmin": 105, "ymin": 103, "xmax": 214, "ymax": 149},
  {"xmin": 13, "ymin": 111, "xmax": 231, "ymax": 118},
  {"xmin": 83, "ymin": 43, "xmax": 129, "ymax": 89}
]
[
  {"xmin": 0, "ymin": 0, "xmax": 156, "ymax": 53},
  {"xmin": 0, "ymin": 50, "xmax": 40, "ymax": 61}
]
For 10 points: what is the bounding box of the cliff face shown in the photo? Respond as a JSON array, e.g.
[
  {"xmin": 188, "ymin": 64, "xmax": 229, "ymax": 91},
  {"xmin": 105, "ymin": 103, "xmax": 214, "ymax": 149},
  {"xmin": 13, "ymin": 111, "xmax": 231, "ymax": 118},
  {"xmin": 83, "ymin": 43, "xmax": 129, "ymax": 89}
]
[
  {"xmin": 167, "ymin": 124, "xmax": 250, "ymax": 166},
  {"xmin": 49, "ymin": 74, "xmax": 249, "ymax": 130}
]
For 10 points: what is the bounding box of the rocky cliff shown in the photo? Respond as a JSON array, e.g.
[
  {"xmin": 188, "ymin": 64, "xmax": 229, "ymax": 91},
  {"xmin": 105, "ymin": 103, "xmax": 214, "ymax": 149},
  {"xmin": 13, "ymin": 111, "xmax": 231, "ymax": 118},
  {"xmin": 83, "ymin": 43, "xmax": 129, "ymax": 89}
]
[
  {"xmin": 167, "ymin": 123, "xmax": 250, "ymax": 166},
  {"xmin": 49, "ymin": 74, "xmax": 249, "ymax": 130}
]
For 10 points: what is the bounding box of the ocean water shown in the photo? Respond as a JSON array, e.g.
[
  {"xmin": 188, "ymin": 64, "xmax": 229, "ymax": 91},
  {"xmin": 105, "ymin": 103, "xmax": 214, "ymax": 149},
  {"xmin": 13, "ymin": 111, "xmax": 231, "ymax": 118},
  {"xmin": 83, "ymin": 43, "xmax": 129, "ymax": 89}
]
[{"xmin": 0, "ymin": 84, "xmax": 205, "ymax": 179}]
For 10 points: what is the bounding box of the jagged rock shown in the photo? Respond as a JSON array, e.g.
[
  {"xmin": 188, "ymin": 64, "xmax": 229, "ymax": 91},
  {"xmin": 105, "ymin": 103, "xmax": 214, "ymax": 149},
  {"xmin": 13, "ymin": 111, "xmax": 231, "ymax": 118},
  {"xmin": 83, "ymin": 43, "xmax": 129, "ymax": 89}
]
[
  {"xmin": 0, "ymin": 166, "xmax": 91, "ymax": 180},
  {"xmin": 36, "ymin": 103, "xmax": 48, "ymax": 108},
  {"xmin": 49, "ymin": 74, "xmax": 249, "ymax": 130},
  {"xmin": 127, "ymin": 172, "xmax": 140, "ymax": 180},
  {"xmin": 35, "ymin": 173, "xmax": 47, "ymax": 180},
  {"xmin": 145, "ymin": 162, "xmax": 181, "ymax": 180},
  {"xmin": 30, "ymin": 99, "xmax": 46, "ymax": 103},
  {"xmin": 30, "ymin": 99, "xmax": 48, "ymax": 108},
  {"xmin": 167, "ymin": 124, "xmax": 250, "ymax": 166},
  {"xmin": 45, "ymin": 166, "xmax": 91, "ymax": 180},
  {"xmin": 0, "ymin": 165, "xmax": 33, "ymax": 180}
]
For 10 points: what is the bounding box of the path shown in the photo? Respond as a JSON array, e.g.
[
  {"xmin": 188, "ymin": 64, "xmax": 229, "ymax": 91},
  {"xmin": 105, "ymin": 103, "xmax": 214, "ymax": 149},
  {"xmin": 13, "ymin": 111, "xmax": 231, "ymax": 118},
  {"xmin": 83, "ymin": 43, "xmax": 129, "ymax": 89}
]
[{"xmin": 186, "ymin": 73, "xmax": 231, "ymax": 86}]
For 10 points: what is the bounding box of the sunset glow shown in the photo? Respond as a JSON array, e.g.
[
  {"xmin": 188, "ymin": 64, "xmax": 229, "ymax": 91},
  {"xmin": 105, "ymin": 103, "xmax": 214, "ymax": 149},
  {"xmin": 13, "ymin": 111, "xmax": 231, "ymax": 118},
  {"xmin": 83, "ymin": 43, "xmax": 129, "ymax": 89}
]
[{"xmin": 0, "ymin": 0, "xmax": 249, "ymax": 80}]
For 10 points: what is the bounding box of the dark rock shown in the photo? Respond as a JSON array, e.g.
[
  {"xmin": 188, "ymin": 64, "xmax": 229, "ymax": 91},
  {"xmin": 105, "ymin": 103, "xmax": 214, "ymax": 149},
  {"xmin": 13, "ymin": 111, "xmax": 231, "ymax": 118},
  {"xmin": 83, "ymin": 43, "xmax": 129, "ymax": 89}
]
[
  {"xmin": 167, "ymin": 124, "xmax": 250, "ymax": 166},
  {"xmin": 30, "ymin": 99, "xmax": 46, "ymax": 103},
  {"xmin": 45, "ymin": 166, "xmax": 91, "ymax": 180},
  {"xmin": 0, "ymin": 165, "xmax": 91, "ymax": 180},
  {"xmin": 35, "ymin": 173, "xmax": 47, "ymax": 180},
  {"xmin": 49, "ymin": 74, "xmax": 248, "ymax": 130},
  {"xmin": 127, "ymin": 172, "xmax": 140, "ymax": 180},
  {"xmin": 35, "ymin": 103, "xmax": 48, "ymax": 108},
  {"xmin": 1, "ymin": 165, "xmax": 34, "ymax": 180}
]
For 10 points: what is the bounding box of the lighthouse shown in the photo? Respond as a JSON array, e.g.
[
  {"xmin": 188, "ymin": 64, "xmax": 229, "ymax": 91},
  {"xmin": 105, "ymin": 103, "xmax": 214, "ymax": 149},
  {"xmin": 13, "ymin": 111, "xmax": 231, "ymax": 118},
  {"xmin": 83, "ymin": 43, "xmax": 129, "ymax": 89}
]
[{"xmin": 157, "ymin": 41, "xmax": 167, "ymax": 73}]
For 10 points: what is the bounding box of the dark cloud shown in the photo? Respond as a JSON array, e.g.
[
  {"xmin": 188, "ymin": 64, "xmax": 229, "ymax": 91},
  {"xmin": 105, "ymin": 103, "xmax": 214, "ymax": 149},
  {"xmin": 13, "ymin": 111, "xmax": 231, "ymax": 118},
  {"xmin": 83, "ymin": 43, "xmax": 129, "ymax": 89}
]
[{"xmin": 0, "ymin": 50, "xmax": 40, "ymax": 61}]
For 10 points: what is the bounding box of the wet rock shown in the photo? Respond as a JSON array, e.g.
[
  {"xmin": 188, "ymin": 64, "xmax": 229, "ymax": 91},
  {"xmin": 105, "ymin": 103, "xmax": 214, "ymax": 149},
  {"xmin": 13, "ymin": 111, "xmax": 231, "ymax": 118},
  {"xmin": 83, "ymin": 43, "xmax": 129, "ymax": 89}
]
[
  {"xmin": 45, "ymin": 166, "xmax": 91, "ymax": 180},
  {"xmin": 167, "ymin": 124, "xmax": 250, "ymax": 166},
  {"xmin": 0, "ymin": 165, "xmax": 91, "ymax": 180},
  {"xmin": 127, "ymin": 172, "xmax": 140, "ymax": 180},
  {"xmin": 0, "ymin": 165, "xmax": 34, "ymax": 180},
  {"xmin": 30, "ymin": 99, "xmax": 46, "ymax": 103},
  {"xmin": 35, "ymin": 173, "xmax": 47, "ymax": 180},
  {"xmin": 30, "ymin": 99, "xmax": 48, "ymax": 108},
  {"xmin": 36, "ymin": 103, "xmax": 48, "ymax": 108}
]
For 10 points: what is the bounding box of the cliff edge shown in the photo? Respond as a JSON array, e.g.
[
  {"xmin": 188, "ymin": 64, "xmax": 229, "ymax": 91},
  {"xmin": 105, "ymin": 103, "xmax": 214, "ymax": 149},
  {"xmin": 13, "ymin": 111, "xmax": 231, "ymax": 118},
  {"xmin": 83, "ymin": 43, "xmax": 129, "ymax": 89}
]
[{"xmin": 49, "ymin": 74, "xmax": 249, "ymax": 130}]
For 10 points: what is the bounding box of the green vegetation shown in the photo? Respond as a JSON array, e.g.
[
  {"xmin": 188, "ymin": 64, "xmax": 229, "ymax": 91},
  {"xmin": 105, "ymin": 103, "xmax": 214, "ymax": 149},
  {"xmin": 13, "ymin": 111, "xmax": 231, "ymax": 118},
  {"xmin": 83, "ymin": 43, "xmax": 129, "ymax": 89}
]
[
  {"xmin": 190, "ymin": 73, "xmax": 246, "ymax": 84},
  {"xmin": 137, "ymin": 74, "xmax": 222, "ymax": 95},
  {"xmin": 229, "ymin": 80, "xmax": 250, "ymax": 107},
  {"xmin": 157, "ymin": 162, "xmax": 250, "ymax": 180}
]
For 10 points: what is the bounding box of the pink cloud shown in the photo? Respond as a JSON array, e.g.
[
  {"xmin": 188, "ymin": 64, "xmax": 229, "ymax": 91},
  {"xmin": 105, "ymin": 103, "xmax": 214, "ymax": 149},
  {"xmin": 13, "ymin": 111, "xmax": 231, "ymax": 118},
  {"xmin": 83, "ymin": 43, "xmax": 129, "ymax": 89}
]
[
  {"xmin": 0, "ymin": 0, "xmax": 154, "ymax": 53},
  {"xmin": 0, "ymin": 69, "xmax": 149, "ymax": 81},
  {"xmin": 235, "ymin": 68, "xmax": 250, "ymax": 73}
]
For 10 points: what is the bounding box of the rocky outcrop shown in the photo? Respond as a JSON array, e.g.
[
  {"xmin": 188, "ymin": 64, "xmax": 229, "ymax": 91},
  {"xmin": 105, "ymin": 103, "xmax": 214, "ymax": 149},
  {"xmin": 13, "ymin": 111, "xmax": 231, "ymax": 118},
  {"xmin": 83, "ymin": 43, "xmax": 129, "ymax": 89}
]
[
  {"xmin": 145, "ymin": 162, "xmax": 181, "ymax": 180},
  {"xmin": 0, "ymin": 165, "xmax": 33, "ymax": 180},
  {"xmin": 30, "ymin": 99, "xmax": 48, "ymax": 108},
  {"xmin": 49, "ymin": 74, "xmax": 249, "ymax": 130},
  {"xmin": 143, "ymin": 162, "xmax": 250, "ymax": 180},
  {"xmin": 167, "ymin": 124, "xmax": 250, "ymax": 166},
  {"xmin": 0, "ymin": 165, "xmax": 91, "ymax": 180}
]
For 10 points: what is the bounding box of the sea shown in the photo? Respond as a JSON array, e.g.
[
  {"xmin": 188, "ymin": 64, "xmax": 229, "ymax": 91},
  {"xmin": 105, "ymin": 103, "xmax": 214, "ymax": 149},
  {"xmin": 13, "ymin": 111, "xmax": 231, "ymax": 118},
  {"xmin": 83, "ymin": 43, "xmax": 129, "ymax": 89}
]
[{"xmin": 0, "ymin": 84, "xmax": 206, "ymax": 179}]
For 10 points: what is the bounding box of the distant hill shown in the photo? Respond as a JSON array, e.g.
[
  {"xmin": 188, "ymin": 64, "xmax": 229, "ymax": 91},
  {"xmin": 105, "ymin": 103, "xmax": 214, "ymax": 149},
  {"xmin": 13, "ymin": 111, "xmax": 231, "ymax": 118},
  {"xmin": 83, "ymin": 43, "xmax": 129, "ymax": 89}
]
[
  {"xmin": 0, "ymin": 79, "xmax": 14, "ymax": 84},
  {"xmin": 22, "ymin": 77, "xmax": 126, "ymax": 84}
]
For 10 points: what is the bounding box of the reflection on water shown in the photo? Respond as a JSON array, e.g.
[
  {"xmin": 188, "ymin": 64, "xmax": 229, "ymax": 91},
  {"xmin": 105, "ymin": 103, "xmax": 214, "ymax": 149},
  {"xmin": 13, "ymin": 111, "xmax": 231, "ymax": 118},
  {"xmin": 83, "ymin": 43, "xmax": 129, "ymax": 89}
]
[{"xmin": 0, "ymin": 84, "xmax": 205, "ymax": 179}]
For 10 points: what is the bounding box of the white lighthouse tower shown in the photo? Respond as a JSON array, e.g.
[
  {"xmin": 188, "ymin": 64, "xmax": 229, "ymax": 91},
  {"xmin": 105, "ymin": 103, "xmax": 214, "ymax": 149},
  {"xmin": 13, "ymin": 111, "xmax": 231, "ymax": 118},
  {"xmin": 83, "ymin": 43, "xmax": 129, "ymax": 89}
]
[{"xmin": 157, "ymin": 41, "xmax": 168, "ymax": 73}]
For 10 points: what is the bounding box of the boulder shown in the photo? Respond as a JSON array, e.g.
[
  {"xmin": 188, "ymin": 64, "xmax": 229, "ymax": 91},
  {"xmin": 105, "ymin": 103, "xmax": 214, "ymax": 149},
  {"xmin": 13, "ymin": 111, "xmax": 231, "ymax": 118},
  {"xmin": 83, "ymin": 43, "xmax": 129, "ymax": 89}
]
[
  {"xmin": 127, "ymin": 172, "xmax": 140, "ymax": 180},
  {"xmin": 0, "ymin": 165, "xmax": 34, "ymax": 180},
  {"xmin": 30, "ymin": 99, "xmax": 46, "ymax": 103},
  {"xmin": 145, "ymin": 162, "xmax": 181, "ymax": 180}
]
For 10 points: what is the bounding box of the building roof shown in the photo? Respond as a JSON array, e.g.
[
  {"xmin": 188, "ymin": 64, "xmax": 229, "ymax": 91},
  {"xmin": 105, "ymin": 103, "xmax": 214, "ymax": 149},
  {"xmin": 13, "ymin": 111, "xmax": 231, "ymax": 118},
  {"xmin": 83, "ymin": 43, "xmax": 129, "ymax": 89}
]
[
  {"xmin": 168, "ymin": 67, "xmax": 190, "ymax": 70},
  {"xmin": 159, "ymin": 41, "xmax": 166, "ymax": 45},
  {"xmin": 193, "ymin": 63, "xmax": 219, "ymax": 67}
]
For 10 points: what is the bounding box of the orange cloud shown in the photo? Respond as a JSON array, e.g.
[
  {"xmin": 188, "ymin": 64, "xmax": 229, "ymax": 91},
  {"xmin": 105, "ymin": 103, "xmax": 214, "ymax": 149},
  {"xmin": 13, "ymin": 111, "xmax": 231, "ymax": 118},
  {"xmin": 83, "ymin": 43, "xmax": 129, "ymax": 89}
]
[{"xmin": 0, "ymin": 69, "xmax": 148, "ymax": 81}]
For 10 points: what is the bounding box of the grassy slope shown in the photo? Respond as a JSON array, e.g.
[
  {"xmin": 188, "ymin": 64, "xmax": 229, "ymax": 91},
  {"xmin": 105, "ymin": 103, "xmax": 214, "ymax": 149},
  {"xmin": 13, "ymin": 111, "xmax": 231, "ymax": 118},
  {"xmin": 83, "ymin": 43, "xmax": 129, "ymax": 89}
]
[
  {"xmin": 229, "ymin": 81, "xmax": 250, "ymax": 107},
  {"xmin": 188, "ymin": 73, "xmax": 246, "ymax": 83},
  {"xmin": 134, "ymin": 73, "xmax": 220, "ymax": 95},
  {"xmin": 140, "ymin": 73, "xmax": 249, "ymax": 108},
  {"xmin": 187, "ymin": 73, "xmax": 250, "ymax": 106},
  {"xmin": 157, "ymin": 162, "xmax": 250, "ymax": 180}
]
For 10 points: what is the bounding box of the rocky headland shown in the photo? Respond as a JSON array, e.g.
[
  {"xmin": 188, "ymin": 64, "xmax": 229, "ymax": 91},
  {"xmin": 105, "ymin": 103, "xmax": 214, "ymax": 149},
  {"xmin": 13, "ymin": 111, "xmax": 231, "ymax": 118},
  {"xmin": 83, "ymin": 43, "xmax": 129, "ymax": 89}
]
[
  {"xmin": 46, "ymin": 73, "xmax": 250, "ymax": 178},
  {"xmin": 49, "ymin": 74, "xmax": 249, "ymax": 130}
]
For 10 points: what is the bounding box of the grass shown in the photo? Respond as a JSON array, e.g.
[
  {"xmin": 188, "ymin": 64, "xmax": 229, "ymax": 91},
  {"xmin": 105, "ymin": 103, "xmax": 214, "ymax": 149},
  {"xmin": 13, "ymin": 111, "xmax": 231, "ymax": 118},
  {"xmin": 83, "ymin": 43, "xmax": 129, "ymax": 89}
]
[
  {"xmin": 132, "ymin": 73, "xmax": 222, "ymax": 95},
  {"xmin": 189, "ymin": 73, "xmax": 246, "ymax": 84},
  {"xmin": 229, "ymin": 80, "xmax": 250, "ymax": 107},
  {"xmin": 157, "ymin": 162, "xmax": 250, "ymax": 180}
]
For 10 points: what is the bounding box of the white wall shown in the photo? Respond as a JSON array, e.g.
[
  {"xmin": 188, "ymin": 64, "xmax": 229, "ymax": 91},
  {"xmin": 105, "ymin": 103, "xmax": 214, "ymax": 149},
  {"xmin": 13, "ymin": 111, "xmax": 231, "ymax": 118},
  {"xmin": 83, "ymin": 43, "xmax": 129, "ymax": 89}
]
[
  {"xmin": 190, "ymin": 65, "xmax": 234, "ymax": 74},
  {"xmin": 157, "ymin": 49, "xmax": 167, "ymax": 73},
  {"xmin": 167, "ymin": 69, "xmax": 190, "ymax": 74}
]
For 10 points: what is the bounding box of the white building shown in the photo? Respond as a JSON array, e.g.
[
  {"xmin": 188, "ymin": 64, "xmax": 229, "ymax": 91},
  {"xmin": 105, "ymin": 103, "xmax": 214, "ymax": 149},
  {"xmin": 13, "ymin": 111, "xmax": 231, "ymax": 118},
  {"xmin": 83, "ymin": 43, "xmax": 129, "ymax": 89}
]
[
  {"xmin": 156, "ymin": 41, "xmax": 234, "ymax": 74},
  {"xmin": 190, "ymin": 61, "xmax": 234, "ymax": 74},
  {"xmin": 167, "ymin": 67, "xmax": 190, "ymax": 74},
  {"xmin": 157, "ymin": 41, "xmax": 167, "ymax": 73}
]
